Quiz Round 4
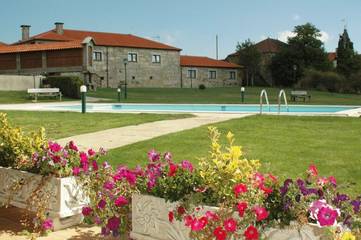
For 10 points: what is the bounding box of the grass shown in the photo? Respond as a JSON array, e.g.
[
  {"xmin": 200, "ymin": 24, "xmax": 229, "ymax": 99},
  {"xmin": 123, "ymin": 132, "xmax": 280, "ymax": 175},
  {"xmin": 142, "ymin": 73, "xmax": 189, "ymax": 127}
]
[
  {"xmin": 88, "ymin": 87, "xmax": 361, "ymax": 105},
  {"xmin": 104, "ymin": 115, "xmax": 361, "ymax": 195},
  {"xmin": 0, "ymin": 91, "xmax": 75, "ymax": 104},
  {"xmin": 2, "ymin": 111, "xmax": 192, "ymax": 139}
]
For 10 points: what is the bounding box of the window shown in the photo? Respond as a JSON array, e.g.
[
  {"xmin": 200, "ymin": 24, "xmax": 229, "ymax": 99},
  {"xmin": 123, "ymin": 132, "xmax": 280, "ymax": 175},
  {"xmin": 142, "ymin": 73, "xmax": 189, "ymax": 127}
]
[
  {"xmin": 209, "ymin": 70, "xmax": 217, "ymax": 79},
  {"xmin": 229, "ymin": 71, "xmax": 236, "ymax": 80},
  {"xmin": 152, "ymin": 54, "xmax": 161, "ymax": 63},
  {"xmin": 188, "ymin": 69, "xmax": 196, "ymax": 78},
  {"xmin": 93, "ymin": 51, "xmax": 102, "ymax": 61},
  {"xmin": 128, "ymin": 53, "xmax": 137, "ymax": 62}
]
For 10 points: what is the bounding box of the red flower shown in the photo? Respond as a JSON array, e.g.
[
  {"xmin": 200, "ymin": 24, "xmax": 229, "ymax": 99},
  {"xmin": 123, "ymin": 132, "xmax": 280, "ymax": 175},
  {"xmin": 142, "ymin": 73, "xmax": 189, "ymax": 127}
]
[
  {"xmin": 308, "ymin": 164, "xmax": 318, "ymax": 177},
  {"xmin": 268, "ymin": 173, "xmax": 278, "ymax": 183},
  {"xmin": 114, "ymin": 196, "xmax": 128, "ymax": 207},
  {"xmin": 213, "ymin": 226, "xmax": 227, "ymax": 240},
  {"xmin": 253, "ymin": 206, "xmax": 269, "ymax": 221},
  {"xmin": 168, "ymin": 211, "xmax": 174, "ymax": 223},
  {"xmin": 191, "ymin": 217, "xmax": 208, "ymax": 231},
  {"xmin": 168, "ymin": 163, "xmax": 178, "ymax": 177},
  {"xmin": 177, "ymin": 206, "xmax": 186, "ymax": 216},
  {"xmin": 237, "ymin": 201, "xmax": 248, "ymax": 217},
  {"xmin": 205, "ymin": 211, "xmax": 220, "ymax": 221},
  {"xmin": 259, "ymin": 183, "xmax": 273, "ymax": 195},
  {"xmin": 244, "ymin": 225, "xmax": 259, "ymax": 240},
  {"xmin": 184, "ymin": 215, "xmax": 194, "ymax": 227},
  {"xmin": 223, "ymin": 218, "xmax": 237, "ymax": 232},
  {"xmin": 234, "ymin": 183, "xmax": 248, "ymax": 197}
]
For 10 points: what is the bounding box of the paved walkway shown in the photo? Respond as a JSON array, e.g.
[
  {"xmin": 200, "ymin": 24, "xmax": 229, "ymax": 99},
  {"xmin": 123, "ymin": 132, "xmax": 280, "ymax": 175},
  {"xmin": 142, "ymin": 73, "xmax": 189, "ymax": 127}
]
[{"xmin": 57, "ymin": 113, "xmax": 252, "ymax": 150}]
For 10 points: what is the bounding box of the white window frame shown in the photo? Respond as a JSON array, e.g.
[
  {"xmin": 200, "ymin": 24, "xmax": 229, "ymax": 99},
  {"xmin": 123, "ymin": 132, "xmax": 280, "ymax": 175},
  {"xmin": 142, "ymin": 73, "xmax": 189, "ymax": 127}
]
[
  {"xmin": 209, "ymin": 70, "xmax": 217, "ymax": 79},
  {"xmin": 93, "ymin": 51, "xmax": 103, "ymax": 61},
  {"xmin": 187, "ymin": 69, "xmax": 197, "ymax": 78},
  {"xmin": 128, "ymin": 52, "xmax": 138, "ymax": 62},
  {"xmin": 229, "ymin": 71, "xmax": 236, "ymax": 80},
  {"xmin": 152, "ymin": 54, "xmax": 161, "ymax": 63}
]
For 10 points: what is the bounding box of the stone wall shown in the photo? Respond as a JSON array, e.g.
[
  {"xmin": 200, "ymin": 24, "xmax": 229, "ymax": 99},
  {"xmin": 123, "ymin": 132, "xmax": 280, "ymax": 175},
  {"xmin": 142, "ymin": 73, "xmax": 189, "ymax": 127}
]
[
  {"xmin": 180, "ymin": 67, "xmax": 241, "ymax": 88},
  {"xmin": 91, "ymin": 46, "xmax": 181, "ymax": 88},
  {"xmin": 0, "ymin": 75, "xmax": 41, "ymax": 90}
]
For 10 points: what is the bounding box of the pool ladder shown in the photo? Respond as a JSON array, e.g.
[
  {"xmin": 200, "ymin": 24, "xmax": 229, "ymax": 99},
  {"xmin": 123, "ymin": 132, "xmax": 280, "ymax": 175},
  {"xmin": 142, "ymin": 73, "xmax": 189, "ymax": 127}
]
[
  {"xmin": 278, "ymin": 89, "xmax": 289, "ymax": 114},
  {"xmin": 260, "ymin": 89, "xmax": 270, "ymax": 114}
]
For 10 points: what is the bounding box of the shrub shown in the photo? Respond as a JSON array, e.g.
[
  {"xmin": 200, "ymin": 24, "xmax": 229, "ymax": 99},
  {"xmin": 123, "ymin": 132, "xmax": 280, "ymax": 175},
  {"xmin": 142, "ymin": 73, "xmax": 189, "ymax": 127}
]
[
  {"xmin": 198, "ymin": 84, "xmax": 206, "ymax": 90},
  {"xmin": 349, "ymin": 71, "xmax": 361, "ymax": 94},
  {"xmin": 43, "ymin": 76, "xmax": 83, "ymax": 99},
  {"xmin": 298, "ymin": 69, "xmax": 346, "ymax": 92},
  {"xmin": 0, "ymin": 113, "xmax": 46, "ymax": 170}
]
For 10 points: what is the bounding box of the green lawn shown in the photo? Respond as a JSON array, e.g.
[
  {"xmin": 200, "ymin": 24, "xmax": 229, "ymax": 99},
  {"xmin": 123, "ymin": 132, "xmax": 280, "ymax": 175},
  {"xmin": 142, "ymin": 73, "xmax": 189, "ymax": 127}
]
[
  {"xmin": 2, "ymin": 111, "xmax": 192, "ymax": 139},
  {"xmin": 104, "ymin": 115, "xmax": 361, "ymax": 195},
  {"xmin": 0, "ymin": 91, "xmax": 75, "ymax": 104},
  {"xmin": 88, "ymin": 87, "xmax": 361, "ymax": 105}
]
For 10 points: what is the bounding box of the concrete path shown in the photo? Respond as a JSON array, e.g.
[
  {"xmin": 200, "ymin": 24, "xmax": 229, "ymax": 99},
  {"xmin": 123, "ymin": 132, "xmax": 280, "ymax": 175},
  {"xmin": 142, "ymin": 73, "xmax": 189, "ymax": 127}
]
[{"xmin": 57, "ymin": 113, "xmax": 253, "ymax": 150}]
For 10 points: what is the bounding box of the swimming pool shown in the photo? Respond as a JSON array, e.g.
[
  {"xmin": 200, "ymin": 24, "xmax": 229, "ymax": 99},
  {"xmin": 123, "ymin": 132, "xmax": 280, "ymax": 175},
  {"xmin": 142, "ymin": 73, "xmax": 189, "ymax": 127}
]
[{"xmin": 51, "ymin": 103, "xmax": 359, "ymax": 114}]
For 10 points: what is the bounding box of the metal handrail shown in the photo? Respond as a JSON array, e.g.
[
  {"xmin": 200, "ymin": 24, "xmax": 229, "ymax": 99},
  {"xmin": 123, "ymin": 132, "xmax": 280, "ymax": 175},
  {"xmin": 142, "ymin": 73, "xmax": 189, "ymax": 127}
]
[
  {"xmin": 260, "ymin": 89, "xmax": 270, "ymax": 114},
  {"xmin": 278, "ymin": 89, "xmax": 289, "ymax": 114}
]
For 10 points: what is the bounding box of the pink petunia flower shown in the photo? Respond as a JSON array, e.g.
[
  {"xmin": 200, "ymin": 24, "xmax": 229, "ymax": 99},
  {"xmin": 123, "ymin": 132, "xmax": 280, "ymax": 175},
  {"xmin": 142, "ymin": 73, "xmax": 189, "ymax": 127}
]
[
  {"xmin": 308, "ymin": 164, "xmax": 318, "ymax": 177},
  {"xmin": 316, "ymin": 206, "xmax": 340, "ymax": 227},
  {"xmin": 223, "ymin": 218, "xmax": 237, "ymax": 232},
  {"xmin": 114, "ymin": 196, "xmax": 128, "ymax": 207},
  {"xmin": 72, "ymin": 166, "xmax": 81, "ymax": 176},
  {"xmin": 147, "ymin": 149, "xmax": 160, "ymax": 162},
  {"xmin": 237, "ymin": 201, "xmax": 248, "ymax": 217},
  {"xmin": 181, "ymin": 160, "xmax": 193, "ymax": 172},
  {"xmin": 234, "ymin": 183, "xmax": 248, "ymax": 197},
  {"xmin": 49, "ymin": 142, "xmax": 62, "ymax": 153},
  {"xmin": 103, "ymin": 181, "xmax": 114, "ymax": 190},
  {"xmin": 97, "ymin": 199, "xmax": 106, "ymax": 209},
  {"xmin": 253, "ymin": 206, "xmax": 269, "ymax": 221},
  {"xmin": 168, "ymin": 163, "xmax": 178, "ymax": 177},
  {"xmin": 309, "ymin": 199, "xmax": 327, "ymax": 220},
  {"xmin": 82, "ymin": 206, "xmax": 93, "ymax": 216},
  {"xmin": 205, "ymin": 211, "xmax": 220, "ymax": 221},
  {"xmin": 213, "ymin": 226, "xmax": 227, "ymax": 240},
  {"xmin": 42, "ymin": 218, "xmax": 53, "ymax": 230},
  {"xmin": 88, "ymin": 148, "xmax": 96, "ymax": 156},
  {"xmin": 191, "ymin": 217, "xmax": 208, "ymax": 231},
  {"xmin": 163, "ymin": 152, "xmax": 172, "ymax": 162},
  {"xmin": 106, "ymin": 216, "xmax": 120, "ymax": 231},
  {"xmin": 168, "ymin": 211, "xmax": 174, "ymax": 223}
]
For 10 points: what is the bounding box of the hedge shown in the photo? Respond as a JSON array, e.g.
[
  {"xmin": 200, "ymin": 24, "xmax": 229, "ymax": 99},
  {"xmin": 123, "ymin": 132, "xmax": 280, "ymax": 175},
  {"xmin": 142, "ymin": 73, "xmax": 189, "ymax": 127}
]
[{"xmin": 43, "ymin": 76, "xmax": 83, "ymax": 99}]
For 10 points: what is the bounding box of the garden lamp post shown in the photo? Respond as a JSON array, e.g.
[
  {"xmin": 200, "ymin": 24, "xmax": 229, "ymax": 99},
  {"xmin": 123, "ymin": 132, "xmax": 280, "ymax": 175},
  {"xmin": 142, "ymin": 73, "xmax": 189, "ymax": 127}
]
[
  {"xmin": 123, "ymin": 58, "xmax": 128, "ymax": 99},
  {"xmin": 80, "ymin": 85, "xmax": 87, "ymax": 114},
  {"xmin": 117, "ymin": 87, "xmax": 121, "ymax": 102},
  {"xmin": 240, "ymin": 87, "xmax": 245, "ymax": 103}
]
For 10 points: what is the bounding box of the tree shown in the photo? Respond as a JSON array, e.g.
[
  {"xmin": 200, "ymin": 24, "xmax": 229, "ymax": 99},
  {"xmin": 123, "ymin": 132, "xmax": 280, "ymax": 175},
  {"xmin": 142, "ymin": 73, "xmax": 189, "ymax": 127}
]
[
  {"xmin": 235, "ymin": 39, "xmax": 261, "ymax": 86},
  {"xmin": 336, "ymin": 28, "xmax": 360, "ymax": 77},
  {"xmin": 271, "ymin": 23, "xmax": 331, "ymax": 86}
]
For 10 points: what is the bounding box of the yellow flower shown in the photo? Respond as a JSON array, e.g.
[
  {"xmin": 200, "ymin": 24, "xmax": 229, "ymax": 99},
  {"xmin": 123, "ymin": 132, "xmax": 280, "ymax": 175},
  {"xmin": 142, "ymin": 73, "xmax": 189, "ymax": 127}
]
[{"xmin": 341, "ymin": 232, "xmax": 356, "ymax": 240}]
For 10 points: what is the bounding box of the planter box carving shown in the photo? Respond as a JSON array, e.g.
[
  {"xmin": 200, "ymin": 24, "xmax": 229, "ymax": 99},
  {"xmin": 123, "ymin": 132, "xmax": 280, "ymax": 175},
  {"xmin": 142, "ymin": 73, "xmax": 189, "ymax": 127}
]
[
  {"xmin": 0, "ymin": 167, "xmax": 87, "ymax": 230},
  {"xmin": 130, "ymin": 194, "xmax": 326, "ymax": 240}
]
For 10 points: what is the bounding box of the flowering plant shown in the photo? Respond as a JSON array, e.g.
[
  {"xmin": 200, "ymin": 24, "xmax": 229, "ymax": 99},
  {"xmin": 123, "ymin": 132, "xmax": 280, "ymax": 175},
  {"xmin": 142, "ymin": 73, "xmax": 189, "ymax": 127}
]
[{"xmin": 270, "ymin": 164, "xmax": 361, "ymax": 238}]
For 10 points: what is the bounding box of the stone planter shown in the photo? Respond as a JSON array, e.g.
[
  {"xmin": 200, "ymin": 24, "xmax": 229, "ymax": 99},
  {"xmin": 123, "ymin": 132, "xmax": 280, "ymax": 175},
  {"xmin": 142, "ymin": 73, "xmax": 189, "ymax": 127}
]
[
  {"xmin": 130, "ymin": 194, "xmax": 327, "ymax": 240},
  {"xmin": 0, "ymin": 167, "xmax": 87, "ymax": 230}
]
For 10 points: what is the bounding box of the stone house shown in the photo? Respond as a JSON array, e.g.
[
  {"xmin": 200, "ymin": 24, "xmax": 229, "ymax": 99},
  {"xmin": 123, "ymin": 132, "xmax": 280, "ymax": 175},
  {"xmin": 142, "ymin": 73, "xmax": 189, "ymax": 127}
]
[
  {"xmin": 226, "ymin": 38, "xmax": 286, "ymax": 86},
  {"xmin": 180, "ymin": 56, "xmax": 242, "ymax": 88},
  {"xmin": 0, "ymin": 23, "xmax": 242, "ymax": 88}
]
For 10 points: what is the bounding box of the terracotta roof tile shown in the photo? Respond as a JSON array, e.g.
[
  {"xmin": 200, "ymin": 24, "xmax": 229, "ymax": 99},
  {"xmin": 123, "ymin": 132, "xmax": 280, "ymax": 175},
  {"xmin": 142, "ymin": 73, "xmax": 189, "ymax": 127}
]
[
  {"xmin": 0, "ymin": 41, "xmax": 82, "ymax": 54},
  {"xmin": 328, "ymin": 52, "xmax": 337, "ymax": 61},
  {"xmin": 24, "ymin": 29, "xmax": 181, "ymax": 51},
  {"xmin": 180, "ymin": 55, "xmax": 242, "ymax": 68},
  {"xmin": 0, "ymin": 41, "xmax": 7, "ymax": 47},
  {"xmin": 255, "ymin": 38, "xmax": 286, "ymax": 53}
]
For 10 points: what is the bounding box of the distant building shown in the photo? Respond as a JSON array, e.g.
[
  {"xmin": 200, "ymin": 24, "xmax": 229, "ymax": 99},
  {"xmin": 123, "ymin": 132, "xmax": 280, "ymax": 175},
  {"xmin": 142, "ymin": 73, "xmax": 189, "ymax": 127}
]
[
  {"xmin": 0, "ymin": 23, "xmax": 242, "ymax": 89},
  {"xmin": 226, "ymin": 38, "xmax": 286, "ymax": 86},
  {"xmin": 327, "ymin": 52, "xmax": 337, "ymax": 68},
  {"xmin": 180, "ymin": 56, "xmax": 242, "ymax": 88}
]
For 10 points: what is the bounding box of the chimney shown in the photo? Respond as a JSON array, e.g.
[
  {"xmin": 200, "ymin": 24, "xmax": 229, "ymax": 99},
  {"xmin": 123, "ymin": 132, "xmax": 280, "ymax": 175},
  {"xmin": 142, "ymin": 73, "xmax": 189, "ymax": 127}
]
[
  {"xmin": 55, "ymin": 22, "xmax": 64, "ymax": 35},
  {"xmin": 20, "ymin": 25, "xmax": 31, "ymax": 41}
]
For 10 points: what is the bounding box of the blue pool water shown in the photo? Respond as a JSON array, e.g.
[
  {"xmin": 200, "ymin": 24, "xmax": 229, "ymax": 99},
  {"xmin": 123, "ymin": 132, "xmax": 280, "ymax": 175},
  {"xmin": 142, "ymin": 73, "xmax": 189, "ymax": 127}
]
[{"xmin": 52, "ymin": 104, "xmax": 358, "ymax": 113}]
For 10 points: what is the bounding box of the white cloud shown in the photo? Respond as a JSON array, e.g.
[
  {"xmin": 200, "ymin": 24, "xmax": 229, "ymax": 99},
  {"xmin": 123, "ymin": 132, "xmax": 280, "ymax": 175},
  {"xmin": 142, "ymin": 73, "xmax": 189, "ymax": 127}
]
[
  {"xmin": 260, "ymin": 35, "xmax": 267, "ymax": 41},
  {"xmin": 292, "ymin": 14, "xmax": 300, "ymax": 21},
  {"xmin": 277, "ymin": 30, "xmax": 331, "ymax": 43},
  {"xmin": 318, "ymin": 31, "xmax": 330, "ymax": 43},
  {"xmin": 277, "ymin": 30, "xmax": 296, "ymax": 42}
]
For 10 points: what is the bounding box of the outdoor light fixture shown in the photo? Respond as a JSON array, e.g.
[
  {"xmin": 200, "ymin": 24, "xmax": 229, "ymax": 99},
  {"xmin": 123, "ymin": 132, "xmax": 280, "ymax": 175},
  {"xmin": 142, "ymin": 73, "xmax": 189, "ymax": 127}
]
[
  {"xmin": 241, "ymin": 87, "xmax": 245, "ymax": 103},
  {"xmin": 123, "ymin": 58, "xmax": 128, "ymax": 99},
  {"xmin": 117, "ymin": 88, "xmax": 121, "ymax": 102},
  {"xmin": 80, "ymin": 85, "xmax": 87, "ymax": 114}
]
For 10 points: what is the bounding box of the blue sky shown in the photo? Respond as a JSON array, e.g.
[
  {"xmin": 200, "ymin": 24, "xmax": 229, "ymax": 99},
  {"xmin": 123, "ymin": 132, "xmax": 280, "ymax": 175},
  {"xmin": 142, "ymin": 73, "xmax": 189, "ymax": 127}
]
[{"xmin": 1, "ymin": 0, "xmax": 361, "ymax": 58}]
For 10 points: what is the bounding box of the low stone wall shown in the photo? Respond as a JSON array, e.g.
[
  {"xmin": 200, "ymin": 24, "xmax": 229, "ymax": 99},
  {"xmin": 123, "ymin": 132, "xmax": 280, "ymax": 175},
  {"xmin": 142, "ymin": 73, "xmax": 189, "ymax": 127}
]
[{"xmin": 0, "ymin": 75, "xmax": 42, "ymax": 90}]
